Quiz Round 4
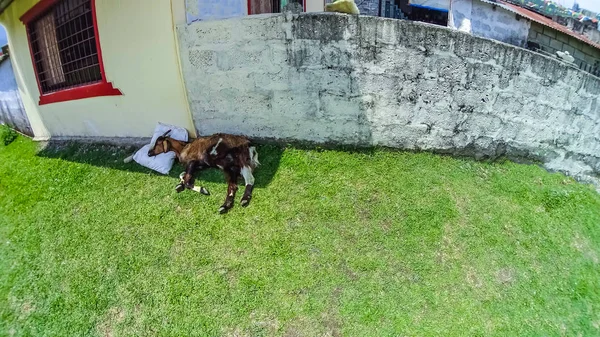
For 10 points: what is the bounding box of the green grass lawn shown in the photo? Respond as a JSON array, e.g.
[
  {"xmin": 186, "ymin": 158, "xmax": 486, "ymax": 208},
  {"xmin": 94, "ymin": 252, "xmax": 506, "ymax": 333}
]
[{"xmin": 1, "ymin": 135, "xmax": 600, "ymax": 337}]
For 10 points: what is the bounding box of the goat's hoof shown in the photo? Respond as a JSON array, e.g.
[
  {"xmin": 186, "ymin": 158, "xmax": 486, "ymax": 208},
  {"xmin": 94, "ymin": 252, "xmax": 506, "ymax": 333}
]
[
  {"xmin": 240, "ymin": 198, "xmax": 251, "ymax": 207},
  {"xmin": 200, "ymin": 187, "xmax": 210, "ymax": 196},
  {"xmin": 175, "ymin": 183, "xmax": 185, "ymax": 193},
  {"xmin": 219, "ymin": 206, "xmax": 229, "ymax": 214}
]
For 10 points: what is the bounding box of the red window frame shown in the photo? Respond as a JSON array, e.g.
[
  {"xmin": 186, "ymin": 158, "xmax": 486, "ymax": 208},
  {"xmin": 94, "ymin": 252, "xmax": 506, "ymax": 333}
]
[
  {"xmin": 20, "ymin": 0, "xmax": 121, "ymax": 105},
  {"xmin": 247, "ymin": 0, "xmax": 306, "ymax": 15}
]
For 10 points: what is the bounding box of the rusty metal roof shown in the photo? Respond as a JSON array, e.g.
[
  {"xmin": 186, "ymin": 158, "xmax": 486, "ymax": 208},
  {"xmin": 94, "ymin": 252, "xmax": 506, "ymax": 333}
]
[
  {"xmin": 0, "ymin": 0, "xmax": 15, "ymax": 17},
  {"xmin": 486, "ymin": 0, "xmax": 600, "ymax": 50}
]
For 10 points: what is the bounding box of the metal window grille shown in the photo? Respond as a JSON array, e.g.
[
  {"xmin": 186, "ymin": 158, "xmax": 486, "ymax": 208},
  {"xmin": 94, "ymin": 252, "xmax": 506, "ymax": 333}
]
[
  {"xmin": 27, "ymin": 0, "xmax": 101, "ymax": 94},
  {"xmin": 272, "ymin": 0, "xmax": 281, "ymax": 13}
]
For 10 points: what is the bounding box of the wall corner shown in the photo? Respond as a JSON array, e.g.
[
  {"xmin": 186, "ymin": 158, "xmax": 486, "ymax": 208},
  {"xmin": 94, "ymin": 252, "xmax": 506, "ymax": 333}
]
[
  {"xmin": 171, "ymin": 0, "xmax": 187, "ymax": 25},
  {"xmin": 170, "ymin": 0, "xmax": 197, "ymax": 138}
]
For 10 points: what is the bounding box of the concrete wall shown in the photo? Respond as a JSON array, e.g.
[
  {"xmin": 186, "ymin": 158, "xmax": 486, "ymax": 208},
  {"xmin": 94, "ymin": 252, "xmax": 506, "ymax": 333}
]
[
  {"xmin": 470, "ymin": 0, "xmax": 530, "ymax": 47},
  {"xmin": 584, "ymin": 27, "xmax": 600, "ymax": 45},
  {"xmin": 449, "ymin": 0, "xmax": 530, "ymax": 47},
  {"xmin": 449, "ymin": 0, "xmax": 472, "ymax": 33},
  {"xmin": 528, "ymin": 22, "xmax": 600, "ymax": 69},
  {"xmin": 0, "ymin": 0, "xmax": 195, "ymax": 139},
  {"xmin": 178, "ymin": 13, "xmax": 600, "ymax": 186},
  {"xmin": 0, "ymin": 56, "xmax": 32, "ymax": 136},
  {"xmin": 306, "ymin": 0, "xmax": 325, "ymax": 12}
]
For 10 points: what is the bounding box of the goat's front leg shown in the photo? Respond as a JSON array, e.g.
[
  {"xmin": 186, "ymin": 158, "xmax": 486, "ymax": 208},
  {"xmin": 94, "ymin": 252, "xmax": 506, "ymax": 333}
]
[
  {"xmin": 176, "ymin": 172, "xmax": 210, "ymax": 195},
  {"xmin": 183, "ymin": 161, "xmax": 199, "ymax": 188},
  {"xmin": 219, "ymin": 168, "xmax": 239, "ymax": 214},
  {"xmin": 176, "ymin": 161, "xmax": 209, "ymax": 195},
  {"xmin": 176, "ymin": 161, "xmax": 198, "ymax": 193}
]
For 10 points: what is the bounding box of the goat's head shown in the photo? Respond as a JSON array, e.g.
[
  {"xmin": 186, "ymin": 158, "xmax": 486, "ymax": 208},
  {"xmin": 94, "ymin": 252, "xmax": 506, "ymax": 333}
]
[{"xmin": 147, "ymin": 130, "xmax": 172, "ymax": 157}]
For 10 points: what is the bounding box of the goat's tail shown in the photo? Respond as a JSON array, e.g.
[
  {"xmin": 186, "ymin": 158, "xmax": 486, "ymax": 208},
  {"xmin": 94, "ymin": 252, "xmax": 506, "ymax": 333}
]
[{"xmin": 249, "ymin": 146, "xmax": 260, "ymax": 168}]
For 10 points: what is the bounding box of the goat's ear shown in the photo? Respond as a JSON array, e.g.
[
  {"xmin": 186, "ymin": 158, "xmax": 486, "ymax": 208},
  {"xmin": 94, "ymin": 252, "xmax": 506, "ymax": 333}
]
[{"xmin": 161, "ymin": 129, "xmax": 172, "ymax": 138}]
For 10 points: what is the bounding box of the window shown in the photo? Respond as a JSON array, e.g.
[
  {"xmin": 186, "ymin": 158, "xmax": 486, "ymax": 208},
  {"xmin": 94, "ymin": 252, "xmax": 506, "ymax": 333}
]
[
  {"xmin": 248, "ymin": 0, "xmax": 305, "ymax": 15},
  {"xmin": 20, "ymin": 0, "xmax": 121, "ymax": 105}
]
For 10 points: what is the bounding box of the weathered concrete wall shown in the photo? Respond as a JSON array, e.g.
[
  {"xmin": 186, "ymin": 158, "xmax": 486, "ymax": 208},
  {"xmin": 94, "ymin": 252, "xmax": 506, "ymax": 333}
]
[
  {"xmin": 178, "ymin": 13, "xmax": 600, "ymax": 186},
  {"xmin": 449, "ymin": 0, "xmax": 473, "ymax": 33},
  {"xmin": 449, "ymin": 0, "xmax": 530, "ymax": 47},
  {"xmin": 584, "ymin": 28, "xmax": 600, "ymax": 46},
  {"xmin": 470, "ymin": 0, "xmax": 530, "ymax": 47},
  {"xmin": 529, "ymin": 22, "xmax": 600, "ymax": 70}
]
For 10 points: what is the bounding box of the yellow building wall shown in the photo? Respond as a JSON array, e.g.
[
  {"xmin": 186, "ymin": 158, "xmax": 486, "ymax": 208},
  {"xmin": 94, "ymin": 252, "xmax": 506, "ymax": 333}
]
[{"xmin": 0, "ymin": 0, "xmax": 195, "ymax": 139}]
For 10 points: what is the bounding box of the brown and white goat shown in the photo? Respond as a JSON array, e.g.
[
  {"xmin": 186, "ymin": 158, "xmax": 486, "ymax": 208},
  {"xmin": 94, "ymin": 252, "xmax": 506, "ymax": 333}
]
[{"xmin": 147, "ymin": 131, "xmax": 259, "ymax": 214}]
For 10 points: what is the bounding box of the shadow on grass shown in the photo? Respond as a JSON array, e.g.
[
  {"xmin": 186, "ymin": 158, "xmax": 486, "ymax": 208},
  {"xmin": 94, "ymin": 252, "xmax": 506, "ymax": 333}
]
[{"xmin": 36, "ymin": 140, "xmax": 285, "ymax": 188}]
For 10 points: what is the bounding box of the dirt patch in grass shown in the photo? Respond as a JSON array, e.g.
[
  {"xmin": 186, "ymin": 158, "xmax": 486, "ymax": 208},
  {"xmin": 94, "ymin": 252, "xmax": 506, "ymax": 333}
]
[
  {"xmin": 8, "ymin": 296, "xmax": 35, "ymax": 321},
  {"xmin": 247, "ymin": 311, "xmax": 281, "ymax": 336},
  {"xmin": 223, "ymin": 327, "xmax": 249, "ymax": 337},
  {"xmin": 466, "ymin": 268, "xmax": 483, "ymax": 288},
  {"xmin": 381, "ymin": 219, "xmax": 392, "ymax": 233},
  {"xmin": 283, "ymin": 317, "xmax": 322, "ymax": 337},
  {"xmin": 496, "ymin": 268, "xmax": 516, "ymax": 285},
  {"xmin": 321, "ymin": 287, "xmax": 343, "ymax": 337},
  {"xmin": 20, "ymin": 302, "xmax": 34, "ymax": 317},
  {"xmin": 437, "ymin": 230, "xmax": 464, "ymax": 265},
  {"xmin": 573, "ymin": 234, "xmax": 599, "ymax": 264},
  {"xmin": 340, "ymin": 261, "xmax": 359, "ymax": 281},
  {"xmin": 96, "ymin": 307, "xmax": 125, "ymax": 337}
]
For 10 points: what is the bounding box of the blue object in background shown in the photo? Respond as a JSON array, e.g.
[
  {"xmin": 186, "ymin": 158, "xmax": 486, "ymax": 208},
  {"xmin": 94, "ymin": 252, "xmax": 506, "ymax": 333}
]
[
  {"xmin": 187, "ymin": 0, "xmax": 246, "ymax": 24},
  {"xmin": 0, "ymin": 25, "xmax": 7, "ymax": 47},
  {"xmin": 0, "ymin": 25, "xmax": 33, "ymax": 136}
]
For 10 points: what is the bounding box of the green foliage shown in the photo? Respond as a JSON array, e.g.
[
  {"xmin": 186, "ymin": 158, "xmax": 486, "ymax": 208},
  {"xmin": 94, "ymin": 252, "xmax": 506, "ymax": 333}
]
[
  {"xmin": 542, "ymin": 188, "xmax": 576, "ymax": 211},
  {"xmin": 0, "ymin": 124, "xmax": 17, "ymax": 146}
]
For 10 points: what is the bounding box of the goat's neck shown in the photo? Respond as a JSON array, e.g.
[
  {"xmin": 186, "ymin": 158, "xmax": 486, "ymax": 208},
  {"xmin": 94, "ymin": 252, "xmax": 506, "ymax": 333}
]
[{"xmin": 166, "ymin": 138, "xmax": 188, "ymax": 161}]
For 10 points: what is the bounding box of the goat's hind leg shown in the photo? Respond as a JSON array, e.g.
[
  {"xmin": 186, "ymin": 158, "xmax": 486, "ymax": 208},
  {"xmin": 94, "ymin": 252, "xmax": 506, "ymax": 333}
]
[
  {"xmin": 219, "ymin": 168, "xmax": 239, "ymax": 214},
  {"xmin": 240, "ymin": 166, "xmax": 255, "ymax": 207}
]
